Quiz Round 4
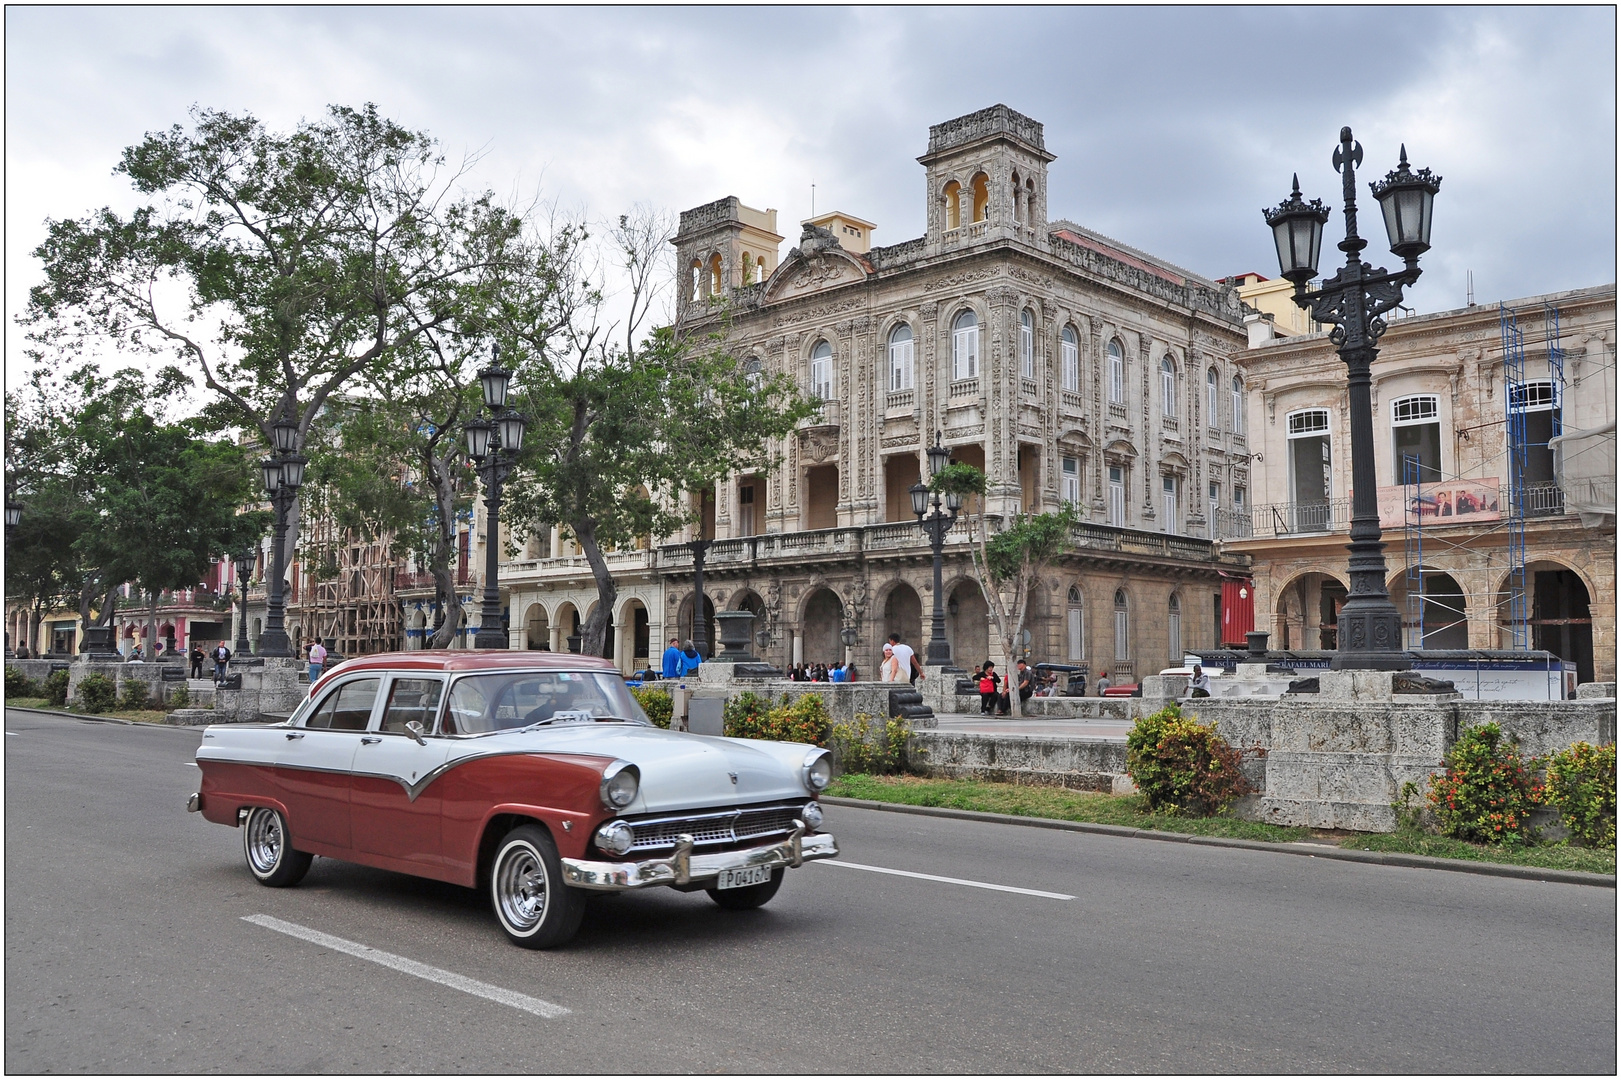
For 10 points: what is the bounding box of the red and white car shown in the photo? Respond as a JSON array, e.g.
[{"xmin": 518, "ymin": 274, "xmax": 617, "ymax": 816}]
[{"xmin": 189, "ymin": 652, "xmax": 837, "ymax": 948}]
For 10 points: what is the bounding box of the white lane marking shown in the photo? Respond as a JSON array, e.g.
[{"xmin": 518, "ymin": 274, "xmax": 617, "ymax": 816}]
[
  {"xmin": 6, "ymin": 731, "xmax": 18, "ymax": 735},
  {"xmin": 242, "ymin": 915, "xmax": 569, "ymax": 1019},
  {"xmin": 818, "ymin": 860, "xmax": 1075, "ymax": 900},
  {"xmin": 185, "ymin": 762, "xmax": 199, "ymax": 767}
]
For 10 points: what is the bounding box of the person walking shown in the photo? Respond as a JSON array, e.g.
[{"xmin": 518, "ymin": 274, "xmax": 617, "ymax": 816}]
[
  {"xmin": 887, "ymin": 633, "xmax": 923, "ymax": 685},
  {"xmin": 977, "ymin": 662, "xmax": 1000, "ymax": 714},
  {"xmin": 307, "ymin": 639, "xmax": 327, "ymax": 684},
  {"xmin": 678, "ymin": 640, "xmax": 702, "ymax": 678},
  {"xmin": 188, "ymin": 645, "xmax": 205, "ymax": 680},
  {"xmin": 211, "ymin": 642, "xmax": 232, "ymax": 684},
  {"xmin": 1095, "ymin": 671, "xmax": 1111, "ymax": 696},
  {"xmin": 660, "ymin": 637, "xmax": 684, "ymax": 679}
]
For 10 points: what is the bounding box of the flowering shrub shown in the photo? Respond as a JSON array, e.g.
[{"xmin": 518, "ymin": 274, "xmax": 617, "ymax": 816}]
[
  {"xmin": 725, "ymin": 692, "xmax": 829, "ymax": 746},
  {"xmin": 1542, "ymin": 741, "xmax": 1616, "ymax": 849},
  {"xmin": 629, "ymin": 687, "xmax": 672, "ymax": 729},
  {"xmin": 829, "ymin": 714, "xmax": 913, "ymax": 775},
  {"xmin": 1426, "ymin": 723, "xmax": 1542, "ymax": 845},
  {"xmin": 1125, "ymin": 703, "xmax": 1259, "ymax": 816}
]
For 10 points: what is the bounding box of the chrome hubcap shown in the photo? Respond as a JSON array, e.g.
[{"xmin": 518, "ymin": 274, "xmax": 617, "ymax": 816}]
[
  {"xmin": 246, "ymin": 809, "xmax": 282, "ymax": 874},
  {"xmin": 496, "ymin": 845, "xmax": 547, "ymax": 932}
]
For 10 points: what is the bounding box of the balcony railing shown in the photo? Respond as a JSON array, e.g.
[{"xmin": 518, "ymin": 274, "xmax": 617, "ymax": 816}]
[{"xmin": 1517, "ymin": 482, "xmax": 1566, "ymax": 518}]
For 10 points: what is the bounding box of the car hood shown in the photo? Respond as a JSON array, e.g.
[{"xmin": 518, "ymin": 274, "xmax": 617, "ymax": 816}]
[{"xmin": 481, "ymin": 724, "xmax": 814, "ymax": 814}]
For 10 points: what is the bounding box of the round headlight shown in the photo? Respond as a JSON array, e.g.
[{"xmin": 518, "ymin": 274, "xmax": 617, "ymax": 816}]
[
  {"xmin": 594, "ymin": 819, "xmax": 634, "ymax": 856},
  {"xmin": 600, "ymin": 761, "xmax": 640, "ymax": 809},
  {"xmin": 801, "ymin": 801, "xmax": 825, "ymax": 830},
  {"xmin": 803, "ymin": 751, "xmax": 832, "ymax": 793}
]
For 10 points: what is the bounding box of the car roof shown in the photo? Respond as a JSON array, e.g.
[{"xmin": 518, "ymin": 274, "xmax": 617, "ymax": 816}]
[{"xmin": 320, "ymin": 651, "xmax": 620, "ymax": 678}]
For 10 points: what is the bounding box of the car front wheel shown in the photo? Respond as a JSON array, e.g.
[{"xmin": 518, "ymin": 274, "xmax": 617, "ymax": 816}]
[
  {"xmin": 490, "ymin": 825, "xmax": 585, "ymax": 949},
  {"xmin": 706, "ymin": 867, "xmax": 784, "ymax": 910},
  {"xmin": 242, "ymin": 806, "xmax": 312, "ymax": 887}
]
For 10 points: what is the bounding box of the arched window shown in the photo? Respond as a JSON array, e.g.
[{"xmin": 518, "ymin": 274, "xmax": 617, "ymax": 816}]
[
  {"xmin": 1207, "ymin": 367, "xmax": 1220, "ymax": 428},
  {"xmin": 740, "ymin": 251, "xmax": 753, "ymax": 284},
  {"xmin": 810, "ymin": 340, "xmax": 833, "ymax": 401},
  {"xmin": 1231, "ymin": 376, "xmax": 1245, "ymax": 435},
  {"xmin": 952, "ymin": 310, "xmax": 980, "ymax": 380},
  {"xmin": 756, "ymin": 256, "xmax": 767, "ymax": 282},
  {"xmin": 887, "ymin": 324, "xmax": 914, "ymax": 392},
  {"xmin": 1107, "ymin": 338, "xmax": 1125, "ymax": 404},
  {"xmin": 1066, "ymin": 585, "xmax": 1085, "ymax": 661},
  {"xmin": 709, "ymin": 253, "xmax": 724, "ymax": 296},
  {"xmin": 970, "ymin": 172, "xmax": 990, "ymax": 223},
  {"xmin": 1061, "ymin": 326, "xmax": 1079, "ymax": 391},
  {"xmin": 1113, "ymin": 590, "xmax": 1130, "ymax": 662},
  {"xmin": 743, "ymin": 356, "xmax": 763, "ymax": 390},
  {"xmin": 1011, "ymin": 171, "xmax": 1023, "ymax": 223},
  {"xmin": 943, "ymin": 181, "xmax": 962, "ymax": 230},
  {"xmin": 1168, "ymin": 594, "xmax": 1182, "ymax": 662},
  {"xmin": 1161, "ymin": 357, "xmax": 1176, "ymax": 417},
  {"xmin": 1019, "ymin": 309, "xmax": 1034, "ymax": 378},
  {"xmin": 688, "ymin": 259, "xmax": 701, "ymax": 301}
]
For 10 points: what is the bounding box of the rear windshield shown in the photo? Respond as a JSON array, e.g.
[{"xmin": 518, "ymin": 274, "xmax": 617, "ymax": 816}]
[{"xmin": 442, "ymin": 671, "xmax": 651, "ymax": 735}]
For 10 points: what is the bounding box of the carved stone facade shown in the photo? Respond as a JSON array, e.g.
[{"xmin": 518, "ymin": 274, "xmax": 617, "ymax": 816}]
[
  {"xmin": 1228, "ymin": 283, "xmax": 1616, "ymax": 683},
  {"xmin": 501, "ymin": 105, "xmax": 1253, "ymax": 680}
]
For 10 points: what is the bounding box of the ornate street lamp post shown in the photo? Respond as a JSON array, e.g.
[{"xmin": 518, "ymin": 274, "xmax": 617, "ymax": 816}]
[
  {"xmin": 1265, "ymin": 127, "xmax": 1441, "ymax": 669},
  {"xmin": 233, "ymin": 543, "xmax": 260, "ymax": 656},
  {"xmin": 4, "ymin": 500, "xmax": 18, "ymax": 658},
  {"xmin": 465, "ymin": 355, "xmax": 527, "ymax": 650},
  {"xmin": 909, "ymin": 432, "xmax": 964, "ymax": 667},
  {"xmin": 256, "ymin": 411, "xmax": 306, "ymax": 657}
]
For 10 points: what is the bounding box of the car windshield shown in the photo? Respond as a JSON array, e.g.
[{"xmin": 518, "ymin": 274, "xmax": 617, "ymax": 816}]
[{"xmin": 442, "ymin": 671, "xmax": 651, "ymax": 735}]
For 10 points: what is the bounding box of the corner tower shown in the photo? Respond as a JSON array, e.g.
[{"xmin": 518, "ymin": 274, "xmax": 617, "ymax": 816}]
[
  {"xmin": 673, "ymin": 196, "xmax": 784, "ymax": 320},
  {"xmin": 918, "ymin": 104, "xmax": 1055, "ymax": 249}
]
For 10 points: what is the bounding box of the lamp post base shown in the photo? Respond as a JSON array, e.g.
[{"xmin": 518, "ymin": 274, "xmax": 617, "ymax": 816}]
[
  {"xmin": 257, "ymin": 630, "xmax": 292, "ymax": 658},
  {"xmin": 473, "ymin": 626, "xmax": 508, "ymax": 650}
]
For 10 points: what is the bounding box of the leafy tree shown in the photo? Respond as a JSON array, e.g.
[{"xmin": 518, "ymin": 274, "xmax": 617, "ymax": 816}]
[
  {"xmin": 932, "ymin": 463, "xmax": 1077, "ymax": 717},
  {"xmin": 497, "ymin": 210, "xmax": 815, "ymax": 658},
  {"xmin": 23, "ymin": 103, "xmax": 521, "ymax": 574}
]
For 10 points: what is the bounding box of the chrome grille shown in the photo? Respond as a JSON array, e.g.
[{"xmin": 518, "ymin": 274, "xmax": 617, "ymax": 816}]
[{"xmin": 625, "ymin": 803, "xmax": 807, "ymax": 853}]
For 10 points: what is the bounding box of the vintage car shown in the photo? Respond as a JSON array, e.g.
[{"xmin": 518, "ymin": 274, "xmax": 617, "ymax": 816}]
[{"xmin": 189, "ymin": 651, "xmax": 837, "ymax": 948}]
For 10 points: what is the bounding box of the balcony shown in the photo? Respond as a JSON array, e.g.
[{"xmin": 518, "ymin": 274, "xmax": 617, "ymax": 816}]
[
  {"xmin": 1518, "ymin": 482, "xmax": 1566, "ymax": 518},
  {"xmin": 1219, "ymin": 500, "xmax": 1349, "ymax": 540},
  {"xmin": 949, "ymin": 378, "xmax": 979, "ymax": 399},
  {"xmin": 886, "ymin": 390, "xmax": 915, "ymax": 414}
]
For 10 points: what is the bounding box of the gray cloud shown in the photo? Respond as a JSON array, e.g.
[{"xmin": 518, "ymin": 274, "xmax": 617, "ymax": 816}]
[{"xmin": 7, "ymin": 5, "xmax": 1613, "ymax": 389}]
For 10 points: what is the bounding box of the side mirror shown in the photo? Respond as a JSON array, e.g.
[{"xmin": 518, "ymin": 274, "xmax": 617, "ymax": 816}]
[{"xmin": 404, "ymin": 721, "xmax": 427, "ymax": 746}]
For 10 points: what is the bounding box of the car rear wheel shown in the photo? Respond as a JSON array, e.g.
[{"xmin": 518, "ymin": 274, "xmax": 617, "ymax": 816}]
[
  {"xmin": 490, "ymin": 825, "xmax": 585, "ymax": 949},
  {"xmin": 242, "ymin": 806, "xmax": 312, "ymax": 887},
  {"xmin": 706, "ymin": 867, "xmax": 784, "ymax": 910}
]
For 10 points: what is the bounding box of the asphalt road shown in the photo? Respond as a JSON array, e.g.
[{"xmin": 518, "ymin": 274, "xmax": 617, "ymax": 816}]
[{"xmin": 6, "ymin": 708, "xmax": 1615, "ymax": 1073}]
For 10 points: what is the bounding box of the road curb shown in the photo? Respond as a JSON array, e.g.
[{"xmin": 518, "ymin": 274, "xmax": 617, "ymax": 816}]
[
  {"xmin": 6, "ymin": 706, "xmax": 142, "ymax": 727},
  {"xmin": 820, "ymin": 796, "xmax": 1617, "ymax": 889}
]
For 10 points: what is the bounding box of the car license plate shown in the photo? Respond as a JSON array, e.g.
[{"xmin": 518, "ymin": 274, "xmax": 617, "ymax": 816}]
[{"xmin": 716, "ymin": 865, "xmax": 771, "ymax": 890}]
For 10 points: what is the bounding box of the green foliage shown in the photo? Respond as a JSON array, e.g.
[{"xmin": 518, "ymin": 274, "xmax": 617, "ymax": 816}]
[
  {"xmin": 930, "ymin": 462, "xmax": 987, "ymax": 497},
  {"xmin": 828, "ymin": 714, "xmax": 914, "ymax": 775},
  {"xmin": 1391, "ymin": 779, "xmax": 1427, "ymax": 833},
  {"xmin": 1542, "ymin": 742, "xmax": 1617, "ymax": 848},
  {"xmin": 5, "ymin": 667, "xmax": 36, "ymax": 698},
  {"xmin": 982, "ymin": 506, "xmax": 1079, "ymax": 585},
  {"xmin": 1125, "ymin": 702, "xmax": 1259, "ymax": 816},
  {"xmin": 118, "ymin": 678, "xmax": 150, "ymax": 710},
  {"xmin": 43, "ymin": 669, "xmax": 69, "ymax": 707},
  {"xmin": 76, "ymin": 673, "xmax": 117, "ymax": 713},
  {"xmin": 1426, "ymin": 723, "xmax": 1543, "ymax": 846},
  {"xmin": 629, "ymin": 686, "xmax": 672, "ymax": 729},
  {"xmin": 168, "ymin": 683, "xmax": 191, "ymax": 710},
  {"xmin": 724, "ymin": 692, "xmax": 830, "ymax": 746}
]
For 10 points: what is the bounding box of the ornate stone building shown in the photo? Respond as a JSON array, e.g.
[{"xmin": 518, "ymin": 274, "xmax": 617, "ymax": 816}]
[
  {"xmin": 1225, "ymin": 283, "xmax": 1615, "ymax": 683},
  {"xmin": 501, "ymin": 105, "xmax": 1254, "ymax": 680}
]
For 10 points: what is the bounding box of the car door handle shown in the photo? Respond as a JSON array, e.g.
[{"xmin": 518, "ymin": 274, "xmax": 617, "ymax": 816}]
[
  {"xmin": 361, "ymin": 736, "xmax": 382, "ymax": 744},
  {"xmin": 285, "ymin": 732, "xmax": 305, "ymax": 740}
]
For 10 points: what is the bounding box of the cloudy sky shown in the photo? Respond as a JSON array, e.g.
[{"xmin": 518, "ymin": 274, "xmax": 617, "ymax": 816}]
[{"xmin": 6, "ymin": 6, "xmax": 1615, "ymax": 391}]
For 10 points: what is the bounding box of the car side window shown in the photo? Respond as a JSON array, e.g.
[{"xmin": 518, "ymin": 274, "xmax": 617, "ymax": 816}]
[
  {"xmin": 440, "ymin": 678, "xmax": 490, "ymax": 736},
  {"xmin": 304, "ymin": 678, "xmax": 380, "ymax": 731},
  {"xmin": 379, "ymin": 678, "xmax": 445, "ymax": 734}
]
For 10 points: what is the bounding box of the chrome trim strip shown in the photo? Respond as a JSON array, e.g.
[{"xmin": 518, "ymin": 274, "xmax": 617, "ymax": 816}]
[
  {"xmin": 560, "ymin": 831, "xmax": 838, "ymax": 892},
  {"xmin": 624, "ymin": 800, "xmax": 811, "ymax": 833}
]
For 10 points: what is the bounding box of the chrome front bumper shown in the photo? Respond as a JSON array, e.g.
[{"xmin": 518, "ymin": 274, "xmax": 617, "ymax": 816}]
[{"xmin": 560, "ymin": 822, "xmax": 838, "ymax": 892}]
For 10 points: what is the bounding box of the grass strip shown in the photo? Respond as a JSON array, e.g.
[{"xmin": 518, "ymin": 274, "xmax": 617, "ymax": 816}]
[
  {"xmin": 1342, "ymin": 832, "xmax": 1616, "ymax": 876},
  {"xmin": 5, "ymin": 699, "xmax": 173, "ymax": 724},
  {"xmin": 827, "ymin": 774, "xmax": 1616, "ymax": 875},
  {"xmin": 826, "ymin": 773, "xmax": 1312, "ymax": 843}
]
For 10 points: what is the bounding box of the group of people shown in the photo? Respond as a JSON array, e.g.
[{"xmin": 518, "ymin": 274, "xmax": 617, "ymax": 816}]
[
  {"xmin": 659, "ymin": 638, "xmax": 704, "ymax": 679},
  {"xmin": 184, "ymin": 642, "xmax": 240, "ymax": 684},
  {"xmin": 654, "ymin": 633, "xmax": 926, "ymax": 685},
  {"xmin": 972, "ymin": 659, "xmax": 1037, "ymax": 715},
  {"xmin": 786, "ymin": 662, "xmax": 855, "ymax": 682}
]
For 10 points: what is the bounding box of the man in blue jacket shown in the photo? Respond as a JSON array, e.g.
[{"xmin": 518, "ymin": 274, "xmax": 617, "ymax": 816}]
[
  {"xmin": 660, "ymin": 637, "xmax": 684, "ymax": 679},
  {"xmin": 679, "ymin": 640, "xmax": 702, "ymax": 677}
]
